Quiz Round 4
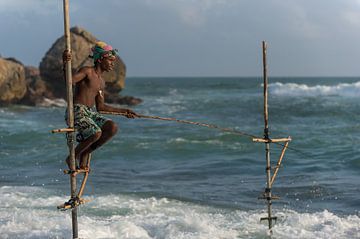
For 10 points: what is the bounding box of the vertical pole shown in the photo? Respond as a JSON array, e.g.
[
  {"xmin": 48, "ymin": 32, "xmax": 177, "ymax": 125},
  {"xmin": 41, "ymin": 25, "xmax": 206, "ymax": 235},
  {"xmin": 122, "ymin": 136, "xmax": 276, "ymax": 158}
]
[
  {"xmin": 262, "ymin": 41, "xmax": 273, "ymax": 230},
  {"xmin": 63, "ymin": 0, "xmax": 78, "ymax": 238}
]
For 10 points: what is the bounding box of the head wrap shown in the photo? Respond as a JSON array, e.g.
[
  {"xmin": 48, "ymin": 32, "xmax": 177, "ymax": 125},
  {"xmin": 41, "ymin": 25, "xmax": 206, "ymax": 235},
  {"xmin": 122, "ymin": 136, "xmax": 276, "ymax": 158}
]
[{"xmin": 89, "ymin": 41, "xmax": 118, "ymax": 64}]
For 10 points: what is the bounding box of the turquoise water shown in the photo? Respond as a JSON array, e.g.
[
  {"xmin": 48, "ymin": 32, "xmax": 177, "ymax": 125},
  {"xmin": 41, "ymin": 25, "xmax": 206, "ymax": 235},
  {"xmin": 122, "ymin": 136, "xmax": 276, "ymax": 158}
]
[{"xmin": 0, "ymin": 77, "xmax": 359, "ymax": 238}]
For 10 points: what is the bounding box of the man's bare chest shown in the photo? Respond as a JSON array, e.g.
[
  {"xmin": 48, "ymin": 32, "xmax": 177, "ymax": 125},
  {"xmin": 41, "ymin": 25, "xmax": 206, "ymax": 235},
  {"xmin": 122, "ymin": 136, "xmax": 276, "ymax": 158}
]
[{"xmin": 81, "ymin": 76, "xmax": 105, "ymax": 92}]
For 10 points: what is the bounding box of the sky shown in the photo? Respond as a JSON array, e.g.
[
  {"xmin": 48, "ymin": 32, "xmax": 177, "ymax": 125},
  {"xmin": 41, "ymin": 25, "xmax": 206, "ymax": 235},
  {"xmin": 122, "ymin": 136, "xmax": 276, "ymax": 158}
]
[{"xmin": 1, "ymin": 0, "xmax": 360, "ymax": 77}]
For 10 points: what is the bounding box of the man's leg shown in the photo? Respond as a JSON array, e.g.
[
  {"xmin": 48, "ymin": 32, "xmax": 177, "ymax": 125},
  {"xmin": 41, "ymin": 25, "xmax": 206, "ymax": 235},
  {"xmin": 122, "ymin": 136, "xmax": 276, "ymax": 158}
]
[
  {"xmin": 66, "ymin": 131, "xmax": 102, "ymax": 169},
  {"xmin": 78, "ymin": 120, "xmax": 118, "ymax": 168}
]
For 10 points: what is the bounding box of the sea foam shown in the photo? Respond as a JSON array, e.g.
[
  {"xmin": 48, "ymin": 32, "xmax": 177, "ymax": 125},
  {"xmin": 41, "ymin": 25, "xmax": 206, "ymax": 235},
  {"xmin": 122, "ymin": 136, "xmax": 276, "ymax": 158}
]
[
  {"xmin": 38, "ymin": 98, "xmax": 67, "ymax": 107},
  {"xmin": 268, "ymin": 81, "xmax": 360, "ymax": 97},
  {"xmin": 0, "ymin": 186, "xmax": 359, "ymax": 239}
]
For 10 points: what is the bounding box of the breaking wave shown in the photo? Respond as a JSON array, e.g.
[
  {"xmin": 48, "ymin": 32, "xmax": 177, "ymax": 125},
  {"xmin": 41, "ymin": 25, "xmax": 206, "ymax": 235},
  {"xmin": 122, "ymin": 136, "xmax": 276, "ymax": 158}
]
[
  {"xmin": 0, "ymin": 186, "xmax": 359, "ymax": 239},
  {"xmin": 37, "ymin": 98, "xmax": 67, "ymax": 107},
  {"xmin": 268, "ymin": 81, "xmax": 360, "ymax": 97}
]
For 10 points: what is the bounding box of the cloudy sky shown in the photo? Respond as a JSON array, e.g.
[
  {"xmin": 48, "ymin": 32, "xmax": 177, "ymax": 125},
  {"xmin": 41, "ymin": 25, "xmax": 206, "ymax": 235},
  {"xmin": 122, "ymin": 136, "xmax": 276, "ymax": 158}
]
[{"xmin": 1, "ymin": 0, "xmax": 360, "ymax": 77}]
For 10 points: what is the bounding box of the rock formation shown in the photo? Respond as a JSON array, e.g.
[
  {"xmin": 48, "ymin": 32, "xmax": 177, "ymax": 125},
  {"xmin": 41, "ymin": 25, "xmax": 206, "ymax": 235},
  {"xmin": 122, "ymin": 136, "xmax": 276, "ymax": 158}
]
[
  {"xmin": 39, "ymin": 26, "xmax": 127, "ymax": 99},
  {"xmin": 19, "ymin": 66, "xmax": 53, "ymax": 106},
  {"xmin": 0, "ymin": 26, "xmax": 141, "ymax": 107},
  {"xmin": 0, "ymin": 58, "xmax": 27, "ymax": 105}
]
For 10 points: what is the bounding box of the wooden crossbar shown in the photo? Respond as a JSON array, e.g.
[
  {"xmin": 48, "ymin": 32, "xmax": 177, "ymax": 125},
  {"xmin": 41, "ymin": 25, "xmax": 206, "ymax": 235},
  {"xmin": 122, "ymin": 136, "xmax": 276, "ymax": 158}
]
[
  {"xmin": 270, "ymin": 141, "xmax": 289, "ymax": 187},
  {"xmin": 51, "ymin": 128, "xmax": 75, "ymax": 133},
  {"xmin": 252, "ymin": 137, "xmax": 291, "ymax": 143}
]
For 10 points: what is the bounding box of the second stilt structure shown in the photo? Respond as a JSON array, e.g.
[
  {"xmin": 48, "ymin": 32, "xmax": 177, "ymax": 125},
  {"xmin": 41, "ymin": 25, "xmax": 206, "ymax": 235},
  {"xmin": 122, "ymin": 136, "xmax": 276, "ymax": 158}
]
[{"xmin": 253, "ymin": 41, "xmax": 292, "ymax": 231}]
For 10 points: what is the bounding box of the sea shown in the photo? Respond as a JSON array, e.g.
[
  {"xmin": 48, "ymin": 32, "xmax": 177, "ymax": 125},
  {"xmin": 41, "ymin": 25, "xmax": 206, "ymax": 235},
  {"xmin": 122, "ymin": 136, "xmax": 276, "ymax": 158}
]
[{"xmin": 0, "ymin": 77, "xmax": 359, "ymax": 239}]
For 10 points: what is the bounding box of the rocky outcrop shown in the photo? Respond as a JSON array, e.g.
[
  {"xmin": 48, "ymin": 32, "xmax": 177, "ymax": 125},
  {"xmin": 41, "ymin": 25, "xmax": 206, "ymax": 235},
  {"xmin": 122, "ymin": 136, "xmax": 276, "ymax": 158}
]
[
  {"xmin": 40, "ymin": 26, "xmax": 126, "ymax": 99},
  {"xmin": 19, "ymin": 66, "xmax": 53, "ymax": 106},
  {"xmin": 105, "ymin": 93, "xmax": 142, "ymax": 106},
  {"xmin": 0, "ymin": 26, "xmax": 141, "ymax": 107},
  {"xmin": 0, "ymin": 58, "xmax": 27, "ymax": 105}
]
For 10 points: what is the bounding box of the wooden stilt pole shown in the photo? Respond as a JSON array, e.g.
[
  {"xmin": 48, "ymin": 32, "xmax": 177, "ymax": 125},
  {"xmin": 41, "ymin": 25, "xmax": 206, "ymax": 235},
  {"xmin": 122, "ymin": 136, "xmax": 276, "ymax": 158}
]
[
  {"xmin": 253, "ymin": 42, "xmax": 292, "ymax": 232},
  {"xmin": 262, "ymin": 41, "xmax": 272, "ymax": 230},
  {"xmin": 262, "ymin": 41, "xmax": 275, "ymax": 231},
  {"xmin": 62, "ymin": 0, "xmax": 78, "ymax": 238}
]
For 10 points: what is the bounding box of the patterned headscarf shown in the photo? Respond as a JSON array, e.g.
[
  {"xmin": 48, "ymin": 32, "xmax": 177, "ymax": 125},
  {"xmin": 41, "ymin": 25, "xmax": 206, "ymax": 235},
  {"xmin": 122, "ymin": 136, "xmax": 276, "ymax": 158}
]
[{"xmin": 89, "ymin": 41, "xmax": 118, "ymax": 64}]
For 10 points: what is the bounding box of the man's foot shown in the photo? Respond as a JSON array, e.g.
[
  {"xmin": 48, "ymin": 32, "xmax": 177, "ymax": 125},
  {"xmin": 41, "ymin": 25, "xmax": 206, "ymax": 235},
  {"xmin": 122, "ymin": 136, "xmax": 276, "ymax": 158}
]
[
  {"xmin": 78, "ymin": 165, "xmax": 89, "ymax": 171},
  {"xmin": 79, "ymin": 153, "xmax": 90, "ymax": 170},
  {"xmin": 65, "ymin": 156, "xmax": 71, "ymax": 169},
  {"xmin": 65, "ymin": 156, "xmax": 79, "ymax": 170}
]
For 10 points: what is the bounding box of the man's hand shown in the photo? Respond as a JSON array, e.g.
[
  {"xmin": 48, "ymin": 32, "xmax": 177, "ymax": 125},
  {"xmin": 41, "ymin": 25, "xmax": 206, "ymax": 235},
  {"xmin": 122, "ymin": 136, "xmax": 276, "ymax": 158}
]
[
  {"xmin": 124, "ymin": 109, "xmax": 138, "ymax": 119},
  {"xmin": 63, "ymin": 49, "xmax": 72, "ymax": 63}
]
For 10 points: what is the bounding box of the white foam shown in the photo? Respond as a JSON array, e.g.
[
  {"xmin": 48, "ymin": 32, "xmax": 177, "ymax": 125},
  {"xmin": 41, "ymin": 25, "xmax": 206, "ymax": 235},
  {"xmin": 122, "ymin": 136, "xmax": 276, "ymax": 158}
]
[
  {"xmin": 0, "ymin": 109, "xmax": 16, "ymax": 116},
  {"xmin": 273, "ymin": 210, "xmax": 360, "ymax": 239},
  {"xmin": 0, "ymin": 186, "xmax": 71, "ymax": 239},
  {"xmin": 167, "ymin": 137, "xmax": 223, "ymax": 145},
  {"xmin": 37, "ymin": 98, "xmax": 67, "ymax": 107},
  {"xmin": 268, "ymin": 81, "xmax": 360, "ymax": 97},
  {"xmin": 142, "ymin": 88, "xmax": 187, "ymax": 115},
  {"xmin": 0, "ymin": 186, "xmax": 359, "ymax": 239},
  {"xmin": 167, "ymin": 137, "xmax": 246, "ymax": 150}
]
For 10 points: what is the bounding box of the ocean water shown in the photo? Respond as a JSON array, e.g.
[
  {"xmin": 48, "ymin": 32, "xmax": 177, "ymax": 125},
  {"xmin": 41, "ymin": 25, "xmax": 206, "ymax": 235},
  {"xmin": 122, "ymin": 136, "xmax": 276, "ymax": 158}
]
[{"xmin": 0, "ymin": 77, "xmax": 359, "ymax": 238}]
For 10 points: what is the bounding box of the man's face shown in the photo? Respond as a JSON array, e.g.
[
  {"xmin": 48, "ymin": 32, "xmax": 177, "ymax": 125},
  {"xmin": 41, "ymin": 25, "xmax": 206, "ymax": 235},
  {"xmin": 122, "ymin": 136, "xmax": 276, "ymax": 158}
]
[{"xmin": 100, "ymin": 56, "xmax": 116, "ymax": 72}]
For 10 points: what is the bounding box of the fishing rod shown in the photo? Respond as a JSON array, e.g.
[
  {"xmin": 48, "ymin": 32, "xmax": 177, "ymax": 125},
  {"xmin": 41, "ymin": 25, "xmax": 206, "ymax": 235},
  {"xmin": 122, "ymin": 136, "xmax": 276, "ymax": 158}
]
[{"xmin": 98, "ymin": 110, "xmax": 311, "ymax": 158}]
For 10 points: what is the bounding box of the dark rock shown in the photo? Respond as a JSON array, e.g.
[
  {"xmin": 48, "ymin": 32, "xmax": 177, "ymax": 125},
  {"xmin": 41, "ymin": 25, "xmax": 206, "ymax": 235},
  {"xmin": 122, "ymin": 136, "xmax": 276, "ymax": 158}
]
[
  {"xmin": 40, "ymin": 26, "xmax": 127, "ymax": 99},
  {"xmin": 5, "ymin": 57, "xmax": 23, "ymax": 65},
  {"xmin": 0, "ymin": 58, "xmax": 27, "ymax": 105},
  {"xmin": 0, "ymin": 26, "xmax": 140, "ymax": 107},
  {"xmin": 105, "ymin": 93, "xmax": 143, "ymax": 106},
  {"xmin": 19, "ymin": 66, "xmax": 54, "ymax": 106}
]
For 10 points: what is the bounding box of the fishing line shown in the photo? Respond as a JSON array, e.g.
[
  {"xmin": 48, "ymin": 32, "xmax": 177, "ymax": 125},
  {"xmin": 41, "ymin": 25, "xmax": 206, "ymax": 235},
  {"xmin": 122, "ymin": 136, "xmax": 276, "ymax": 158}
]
[{"xmin": 99, "ymin": 111, "xmax": 311, "ymax": 158}]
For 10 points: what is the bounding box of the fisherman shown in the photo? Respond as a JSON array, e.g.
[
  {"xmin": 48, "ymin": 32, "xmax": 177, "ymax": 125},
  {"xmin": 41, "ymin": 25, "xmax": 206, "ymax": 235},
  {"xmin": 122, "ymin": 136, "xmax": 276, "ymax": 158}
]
[{"xmin": 63, "ymin": 41, "xmax": 138, "ymax": 170}]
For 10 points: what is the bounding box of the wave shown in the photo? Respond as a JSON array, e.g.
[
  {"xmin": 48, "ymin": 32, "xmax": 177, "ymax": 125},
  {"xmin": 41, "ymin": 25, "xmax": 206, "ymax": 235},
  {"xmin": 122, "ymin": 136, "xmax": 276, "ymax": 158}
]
[
  {"xmin": 37, "ymin": 98, "xmax": 67, "ymax": 107},
  {"xmin": 166, "ymin": 137, "xmax": 246, "ymax": 150},
  {"xmin": 268, "ymin": 81, "xmax": 360, "ymax": 97},
  {"xmin": 0, "ymin": 186, "xmax": 359, "ymax": 239}
]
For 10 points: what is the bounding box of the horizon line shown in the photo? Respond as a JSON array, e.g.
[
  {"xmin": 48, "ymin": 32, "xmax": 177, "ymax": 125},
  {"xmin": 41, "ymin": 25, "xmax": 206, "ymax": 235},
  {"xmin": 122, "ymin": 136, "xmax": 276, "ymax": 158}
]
[{"xmin": 126, "ymin": 75, "xmax": 360, "ymax": 78}]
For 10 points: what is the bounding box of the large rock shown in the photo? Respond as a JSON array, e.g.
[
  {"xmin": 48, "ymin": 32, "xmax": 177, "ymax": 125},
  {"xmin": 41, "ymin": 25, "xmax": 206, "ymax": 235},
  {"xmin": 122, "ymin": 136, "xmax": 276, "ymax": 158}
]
[
  {"xmin": 19, "ymin": 66, "xmax": 54, "ymax": 106},
  {"xmin": 105, "ymin": 93, "xmax": 142, "ymax": 106},
  {"xmin": 39, "ymin": 26, "xmax": 126, "ymax": 99},
  {"xmin": 0, "ymin": 58, "xmax": 26, "ymax": 105}
]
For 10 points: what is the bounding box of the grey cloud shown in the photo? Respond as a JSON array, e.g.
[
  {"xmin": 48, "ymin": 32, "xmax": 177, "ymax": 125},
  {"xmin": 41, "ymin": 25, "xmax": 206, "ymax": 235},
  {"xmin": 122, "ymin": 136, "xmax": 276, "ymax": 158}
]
[{"xmin": 1, "ymin": 0, "xmax": 360, "ymax": 76}]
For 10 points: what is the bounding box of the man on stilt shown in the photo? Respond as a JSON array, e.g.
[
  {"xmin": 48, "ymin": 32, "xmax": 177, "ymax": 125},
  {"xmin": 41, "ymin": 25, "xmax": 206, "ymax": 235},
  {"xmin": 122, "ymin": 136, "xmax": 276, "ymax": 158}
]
[{"xmin": 63, "ymin": 41, "xmax": 138, "ymax": 170}]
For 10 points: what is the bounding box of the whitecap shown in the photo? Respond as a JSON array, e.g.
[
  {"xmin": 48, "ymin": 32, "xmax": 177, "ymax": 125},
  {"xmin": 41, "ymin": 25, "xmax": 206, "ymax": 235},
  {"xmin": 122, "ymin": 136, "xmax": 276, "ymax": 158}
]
[
  {"xmin": 268, "ymin": 81, "xmax": 360, "ymax": 97},
  {"xmin": 37, "ymin": 98, "xmax": 67, "ymax": 107},
  {"xmin": 0, "ymin": 186, "xmax": 359, "ymax": 239}
]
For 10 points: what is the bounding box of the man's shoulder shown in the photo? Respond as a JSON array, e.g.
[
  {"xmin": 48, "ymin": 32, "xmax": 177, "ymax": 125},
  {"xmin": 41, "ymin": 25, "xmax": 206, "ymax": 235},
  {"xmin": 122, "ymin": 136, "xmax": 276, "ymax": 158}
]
[
  {"xmin": 77, "ymin": 66, "xmax": 95, "ymax": 74},
  {"xmin": 79, "ymin": 66, "xmax": 94, "ymax": 71}
]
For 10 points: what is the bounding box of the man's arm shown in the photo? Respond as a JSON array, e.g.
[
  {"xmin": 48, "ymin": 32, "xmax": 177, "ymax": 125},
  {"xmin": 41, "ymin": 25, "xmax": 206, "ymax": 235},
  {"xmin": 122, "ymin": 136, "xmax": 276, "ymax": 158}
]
[
  {"xmin": 72, "ymin": 68, "xmax": 88, "ymax": 84},
  {"xmin": 95, "ymin": 90, "xmax": 138, "ymax": 118},
  {"xmin": 62, "ymin": 50, "xmax": 87, "ymax": 84}
]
